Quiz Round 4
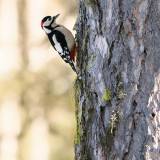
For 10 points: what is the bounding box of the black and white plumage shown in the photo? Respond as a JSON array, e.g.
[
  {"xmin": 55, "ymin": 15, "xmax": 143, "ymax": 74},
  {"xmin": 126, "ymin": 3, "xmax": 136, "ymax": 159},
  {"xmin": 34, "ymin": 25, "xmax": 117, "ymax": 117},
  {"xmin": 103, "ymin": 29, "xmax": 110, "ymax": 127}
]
[{"xmin": 41, "ymin": 14, "xmax": 77, "ymax": 73}]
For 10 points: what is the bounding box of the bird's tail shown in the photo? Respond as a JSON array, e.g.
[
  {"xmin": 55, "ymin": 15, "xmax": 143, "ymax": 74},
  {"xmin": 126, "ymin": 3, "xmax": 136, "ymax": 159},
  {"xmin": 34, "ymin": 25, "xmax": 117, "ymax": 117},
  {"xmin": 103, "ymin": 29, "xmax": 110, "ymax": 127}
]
[
  {"xmin": 69, "ymin": 61, "xmax": 77, "ymax": 73},
  {"xmin": 69, "ymin": 61, "xmax": 82, "ymax": 79}
]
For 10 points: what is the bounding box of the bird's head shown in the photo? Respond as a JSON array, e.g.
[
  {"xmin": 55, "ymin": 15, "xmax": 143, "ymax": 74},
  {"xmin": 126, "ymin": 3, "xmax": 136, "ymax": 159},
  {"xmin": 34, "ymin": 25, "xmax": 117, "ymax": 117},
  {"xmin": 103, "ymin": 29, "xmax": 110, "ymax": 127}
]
[{"xmin": 41, "ymin": 14, "xmax": 60, "ymax": 31}]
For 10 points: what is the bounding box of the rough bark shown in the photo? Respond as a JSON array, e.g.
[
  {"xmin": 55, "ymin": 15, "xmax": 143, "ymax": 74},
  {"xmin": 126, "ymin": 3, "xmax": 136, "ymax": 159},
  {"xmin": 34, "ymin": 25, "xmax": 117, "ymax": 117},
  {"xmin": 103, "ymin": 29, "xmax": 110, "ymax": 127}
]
[{"xmin": 75, "ymin": 0, "xmax": 160, "ymax": 160}]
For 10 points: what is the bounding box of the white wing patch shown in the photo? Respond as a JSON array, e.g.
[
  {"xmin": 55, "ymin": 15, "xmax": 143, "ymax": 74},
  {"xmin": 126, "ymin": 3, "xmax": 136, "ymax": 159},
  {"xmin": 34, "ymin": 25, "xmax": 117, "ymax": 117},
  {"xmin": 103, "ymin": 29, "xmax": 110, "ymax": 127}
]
[{"xmin": 52, "ymin": 34, "xmax": 63, "ymax": 53}]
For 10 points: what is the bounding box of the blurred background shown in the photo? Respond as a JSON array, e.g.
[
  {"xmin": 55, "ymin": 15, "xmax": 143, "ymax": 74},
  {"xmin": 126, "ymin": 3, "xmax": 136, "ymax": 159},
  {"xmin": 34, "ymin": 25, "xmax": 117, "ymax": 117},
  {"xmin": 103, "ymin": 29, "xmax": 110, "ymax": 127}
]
[{"xmin": 0, "ymin": 0, "xmax": 77, "ymax": 159}]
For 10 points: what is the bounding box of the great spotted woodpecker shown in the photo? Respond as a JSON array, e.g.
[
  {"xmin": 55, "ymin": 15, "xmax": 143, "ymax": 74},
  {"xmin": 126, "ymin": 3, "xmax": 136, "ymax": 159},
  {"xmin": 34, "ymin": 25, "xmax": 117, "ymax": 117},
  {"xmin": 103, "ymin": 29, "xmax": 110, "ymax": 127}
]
[{"xmin": 41, "ymin": 14, "xmax": 77, "ymax": 74}]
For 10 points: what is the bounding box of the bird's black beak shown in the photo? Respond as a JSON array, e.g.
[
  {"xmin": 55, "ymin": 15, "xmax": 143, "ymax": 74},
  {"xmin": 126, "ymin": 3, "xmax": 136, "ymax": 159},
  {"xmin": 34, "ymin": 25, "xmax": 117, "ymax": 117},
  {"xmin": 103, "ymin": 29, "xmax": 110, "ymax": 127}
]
[{"xmin": 53, "ymin": 14, "xmax": 60, "ymax": 20}]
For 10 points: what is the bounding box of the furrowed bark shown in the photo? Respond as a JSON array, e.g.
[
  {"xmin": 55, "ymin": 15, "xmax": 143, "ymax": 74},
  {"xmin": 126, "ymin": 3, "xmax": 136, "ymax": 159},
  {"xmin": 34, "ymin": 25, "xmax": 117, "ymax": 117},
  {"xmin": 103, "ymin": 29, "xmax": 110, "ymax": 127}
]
[{"xmin": 75, "ymin": 0, "xmax": 160, "ymax": 160}]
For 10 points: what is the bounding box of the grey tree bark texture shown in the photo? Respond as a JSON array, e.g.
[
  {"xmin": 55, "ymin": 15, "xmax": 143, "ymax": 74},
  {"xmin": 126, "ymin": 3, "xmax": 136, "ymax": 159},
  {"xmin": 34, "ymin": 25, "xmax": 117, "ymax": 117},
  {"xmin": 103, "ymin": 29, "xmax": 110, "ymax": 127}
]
[{"xmin": 75, "ymin": 0, "xmax": 160, "ymax": 160}]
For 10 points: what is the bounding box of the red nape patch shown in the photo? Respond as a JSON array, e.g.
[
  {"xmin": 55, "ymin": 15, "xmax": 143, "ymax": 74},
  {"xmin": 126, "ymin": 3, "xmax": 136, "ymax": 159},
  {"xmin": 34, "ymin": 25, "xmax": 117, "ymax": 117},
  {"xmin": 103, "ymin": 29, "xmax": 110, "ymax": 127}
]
[
  {"xmin": 41, "ymin": 21, "xmax": 43, "ymax": 29},
  {"xmin": 70, "ymin": 44, "xmax": 77, "ymax": 62}
]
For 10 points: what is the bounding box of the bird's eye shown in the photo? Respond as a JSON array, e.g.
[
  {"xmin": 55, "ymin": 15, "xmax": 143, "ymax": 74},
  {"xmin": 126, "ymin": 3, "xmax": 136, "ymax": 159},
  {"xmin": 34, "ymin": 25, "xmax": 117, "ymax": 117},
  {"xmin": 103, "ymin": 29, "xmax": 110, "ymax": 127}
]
[{"xmin": 48, "ymin": 17, "xmax": 52, "ymax": 21}]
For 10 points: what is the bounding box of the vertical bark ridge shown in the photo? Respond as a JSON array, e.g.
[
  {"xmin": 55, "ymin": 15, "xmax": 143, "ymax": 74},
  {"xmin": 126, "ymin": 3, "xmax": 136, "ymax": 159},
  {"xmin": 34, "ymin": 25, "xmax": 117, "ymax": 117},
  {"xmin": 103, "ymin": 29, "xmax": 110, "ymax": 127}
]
[{"xmin": 75, "ymin": 0, "xmax": 160, "ymax": 160}]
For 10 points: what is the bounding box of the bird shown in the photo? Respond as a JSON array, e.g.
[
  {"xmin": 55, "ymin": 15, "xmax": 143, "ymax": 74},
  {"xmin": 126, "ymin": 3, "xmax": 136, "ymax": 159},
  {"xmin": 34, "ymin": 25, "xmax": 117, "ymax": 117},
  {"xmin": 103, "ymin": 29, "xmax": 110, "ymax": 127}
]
[{"xmin": 41, "ymin": 14, "xmax": 77, "ymax": 74}]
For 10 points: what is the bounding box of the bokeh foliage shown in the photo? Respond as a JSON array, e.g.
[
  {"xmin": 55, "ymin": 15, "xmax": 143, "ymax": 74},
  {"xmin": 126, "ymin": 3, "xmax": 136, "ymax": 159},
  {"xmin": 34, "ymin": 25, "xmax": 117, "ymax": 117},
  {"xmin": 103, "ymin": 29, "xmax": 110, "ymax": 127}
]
[{"xmin": 0, "ymin": 0, "xmax": 77, "ymax": 159}]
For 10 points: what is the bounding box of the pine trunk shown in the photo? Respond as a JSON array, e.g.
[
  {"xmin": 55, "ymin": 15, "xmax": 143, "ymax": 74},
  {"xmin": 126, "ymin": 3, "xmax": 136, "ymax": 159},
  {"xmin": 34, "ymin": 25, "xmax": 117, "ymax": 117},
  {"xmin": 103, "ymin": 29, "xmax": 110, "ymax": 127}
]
[{"xmin": 75, "ymin": 0, "xmax": 160, "ymax": 160}]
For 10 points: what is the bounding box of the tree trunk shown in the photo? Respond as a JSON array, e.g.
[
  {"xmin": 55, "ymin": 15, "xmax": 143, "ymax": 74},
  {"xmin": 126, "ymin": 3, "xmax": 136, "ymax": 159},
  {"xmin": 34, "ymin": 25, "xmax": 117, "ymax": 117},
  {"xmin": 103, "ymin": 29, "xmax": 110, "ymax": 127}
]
[{"xmin": 75, "ymin": 0, "xmax": 160, "ymax": 160}]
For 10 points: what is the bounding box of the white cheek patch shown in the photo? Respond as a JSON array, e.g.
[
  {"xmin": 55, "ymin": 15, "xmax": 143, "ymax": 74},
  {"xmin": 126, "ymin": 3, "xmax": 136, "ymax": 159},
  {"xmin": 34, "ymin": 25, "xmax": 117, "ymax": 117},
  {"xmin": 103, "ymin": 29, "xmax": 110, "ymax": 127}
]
[
  {"xmin": 43, "ymin": 18, "xmax": 52, "ymax": 26},
  {"xmin": 43, "ymin": 18, "xmax": 53, "ymax": 34},
  {"xmin": 52, "ymin": 34, "xmax": 63, "ymax": 53}
]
